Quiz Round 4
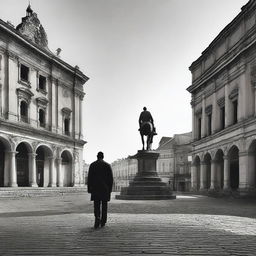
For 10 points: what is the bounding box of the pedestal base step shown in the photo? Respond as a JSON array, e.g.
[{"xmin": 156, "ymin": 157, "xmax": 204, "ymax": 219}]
[{"xmin": 115, "ymin": 194, "xmax": 176, "ymax": 200}]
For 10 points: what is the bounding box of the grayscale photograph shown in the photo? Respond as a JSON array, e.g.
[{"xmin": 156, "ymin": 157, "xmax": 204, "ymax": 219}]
[{"xmin": 0, "ymin": 0, "xmax": 255, "ymax": 255}]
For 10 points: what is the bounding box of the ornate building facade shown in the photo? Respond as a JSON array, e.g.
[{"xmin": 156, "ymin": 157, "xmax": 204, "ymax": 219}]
[
  {"xmin": 0, "ymin": 6, "xmax": 88, "ymax": 187},
  {"xmin": 156, "ymin": 132, "xmax": 192, "ymax": 192},
  {"xmin": 187, "ymin": 0, "xmax": 256, "ymax": 196}
]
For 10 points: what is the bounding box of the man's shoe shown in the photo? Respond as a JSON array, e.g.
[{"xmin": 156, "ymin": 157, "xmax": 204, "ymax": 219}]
[{"xmin": 94, "ymin": 218, "xmax": 100, "ymax": 229}]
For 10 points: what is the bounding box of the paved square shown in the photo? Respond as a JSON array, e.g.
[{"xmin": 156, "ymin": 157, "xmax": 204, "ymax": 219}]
[{"xmin": 0, "ymin": 193, "xmax": 255, "ymax": 255}]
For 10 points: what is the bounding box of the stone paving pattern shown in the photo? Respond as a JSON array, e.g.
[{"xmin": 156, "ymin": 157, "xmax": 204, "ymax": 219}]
[{"xmin": 0, "ymin": 193, "xmax": 255, "ymax": 255}]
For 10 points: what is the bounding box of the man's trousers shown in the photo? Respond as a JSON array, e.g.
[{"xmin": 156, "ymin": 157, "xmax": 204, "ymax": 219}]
[{"xmin": 94, "ymin": 200, "xmax": 108, "ymax": 225}]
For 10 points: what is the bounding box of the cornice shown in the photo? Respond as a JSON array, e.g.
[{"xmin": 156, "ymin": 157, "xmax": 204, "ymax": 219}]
[
  {"xmin": 187, "ymin": 37, "xmax": 252, "ymax": 93},
  {"xmin": 189, "ymin": 0, "xmax": 256, "ymax": 71},
  {"xmin": 0, "ymin": 19, "xmax": 89, "ymax": 85},
  {"xmin": 191, "ymin": 116, "xmax": 256, "ymax": 152},
  {"xmin": 0, "ymin": 117, "xmax": 86, "ymax": 147}
]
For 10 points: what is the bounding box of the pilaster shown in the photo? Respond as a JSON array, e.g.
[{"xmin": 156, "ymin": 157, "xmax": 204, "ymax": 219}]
[
  {"xmin": 200, "ymin": 161, "xmax": 207, "ymax": 190},
  {"xmin": 48, "ymin": 157, "xmax": 56, "ymax": 187},
  {"xmin": 210, "ymin": 160, "xmax": 217, "ymax": 190},
  {"xmin": 56, "ymin": 158, "xmax": 63, "ymax": 187},
  {"xmin": 223, "ymin": 155, "xmax": 230, "ymax": 190},
  {"xmin": 8, "ymin": 151, "xmax": 18, "ymax": 187}
]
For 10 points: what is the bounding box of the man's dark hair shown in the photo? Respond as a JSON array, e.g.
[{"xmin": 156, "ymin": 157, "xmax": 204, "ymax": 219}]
[
  {"xmin": 143, "ymin": 107, "xmax": 147, "ymax": 111},
  {"xmin": 97, "ymin": 151, "xmax": 104, "ymax": 159}
]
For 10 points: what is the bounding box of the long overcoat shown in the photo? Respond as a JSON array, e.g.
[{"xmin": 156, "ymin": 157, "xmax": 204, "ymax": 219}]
[{"xmin": 87, "ymin": 159, "xmax": 113, "ymax": 201}]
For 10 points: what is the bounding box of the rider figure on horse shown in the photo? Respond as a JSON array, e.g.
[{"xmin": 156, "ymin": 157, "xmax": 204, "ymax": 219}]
[
  {"xmin": 139, "ymin": 107, "xmax": 156, "ymax": 134},
  {"xmin": 138, "ymin": 107, "xmax": 157, "ymax": 150}
]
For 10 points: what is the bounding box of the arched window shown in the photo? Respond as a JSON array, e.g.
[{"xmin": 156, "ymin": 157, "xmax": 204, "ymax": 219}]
[
  {"xmin": 39, "ymin": 109, "xmax": 45, "ymax": 127},
  {"xmin": 20, "ymin": 101, "xmax": 28, "ymax": 123}
]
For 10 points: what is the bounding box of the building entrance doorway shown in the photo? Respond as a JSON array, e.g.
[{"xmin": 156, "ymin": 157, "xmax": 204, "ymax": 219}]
[{"xmin": 229, "ymin": 146, "xmax": 239, "ymax": 190}]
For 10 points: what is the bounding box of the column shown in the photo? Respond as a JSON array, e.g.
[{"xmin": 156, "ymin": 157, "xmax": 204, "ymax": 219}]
[
  {"xmin": 4, "ymin": 151, "xmax": 10, "ymax": 186},
  {"xmin": 210, "ymin": 160, "xmax": 217, "ymax": 190},
  {"xmin": 200, "ymin": 161, "xmax": 207, "ymax": 190},
  {"xmin": 56, "ymin": 158, "xmax": 63, "ymax": 187},
  {"xmin": 190, "ymin": 164, "xmax": 198, "ymax": 191},
  {"xmin": 248, "ymin": 153, "xmax": 256, "ymax": 189},
  {"xmin": 223, "ymin": 155, "xmax": 230, "ymax": 190},
  {"xmin": 28, "ymin": 153, "xmax": 38, "ymax": 187},
  {"xmin": 239, "ymin": 151, "xmax": 249, "ymax": 190},
  {"xmin": 48, "ymin": 157, "xmax": 56, "ymax": 187},
  {"xmin": 8, "ymin": 151, "xmax": 17, "ymax": 187}
]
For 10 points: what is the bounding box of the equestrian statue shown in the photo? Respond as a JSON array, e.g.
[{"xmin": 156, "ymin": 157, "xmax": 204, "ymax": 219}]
[{"xmin": 138, "ymin": 107, "xmax": 157, "ymax": 151}]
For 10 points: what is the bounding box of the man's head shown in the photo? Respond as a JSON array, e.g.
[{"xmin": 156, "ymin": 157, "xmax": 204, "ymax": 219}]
[
  {"xmin": 97, "ymin": 151, "xmax": 104, "ymax": 160},
  {"xmin": 143, "ymin": 107, "xmax": 147, "ymax": 111}
]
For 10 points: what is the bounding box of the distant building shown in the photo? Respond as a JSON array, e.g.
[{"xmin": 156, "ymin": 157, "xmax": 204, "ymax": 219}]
[
  {"xmin": 156, "ymin": 132, "xmax": 192, "ymax": 191},
  {"xmin": 0, "ymin": 5, "xmax": 88, "ymax": 187},
  {"xmin": 187, "ymin": 0, "xmax": 256, "ymax": 196},
  {"xmin": 111, "ymin": 158, "xmax": 137, "ymax": 191}
]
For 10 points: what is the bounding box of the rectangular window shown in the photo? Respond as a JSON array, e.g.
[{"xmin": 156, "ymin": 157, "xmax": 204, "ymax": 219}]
[
  {"xmin": 233, "ymin": 100, "xmax": 238, "ymax": 124},
  {"xmin": 64, "ymin": 118, "xmax": 70, "ymax": 136},
  {"xmin": 220, "ymin": 106, "xmax": 225, "ymax": 130},
  {"xmin": 39, "ymin": 75, "xmax": 46, "ymax": 91},
  {"xmin": 198, "ymin": 117, "xmax": 201, "ymax": 139},
  {"xmin": 207, "ymin": 113, "xmax": 212, "ymax": 136},
  {"xmin": 20, "ymin": 64, "xmax": 29, "ymax": 82}
]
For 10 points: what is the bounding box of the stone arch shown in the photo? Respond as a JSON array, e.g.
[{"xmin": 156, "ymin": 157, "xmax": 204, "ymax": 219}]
[
  {"xmin": 214, "ymin": 149, "xmax": 224, "ymax": 190},
  {"xmin": 227, "ymin": 142, "xmax": 241, "ymax": 155},
  {"xmin": 60, "ymin": 150, "xmax": 73, "ymax": 187},
  {"xmin": 193, "ymin": 155, "xmax": 200, "ymax": 191},
  {"xmin": 228, "ymin": 145, "xmax": 239, "ymax": 190},
  {"xmin": 36, "ymin": 144, "xmax": 53, "ymax": 187},
  {"xmin": 203, "ymin": 152, "xmax": 211, "ymax": 189},
  {"xmin": 0, "ymin": 136, "xmax": 12, "ymax": 187},
  {"xmin": 192, "ymin": 155, "xmax": 201, "ymax": 165},
  {"xmin": 16, "ymin": 141, "xmax": 33, "ymax": 187}
]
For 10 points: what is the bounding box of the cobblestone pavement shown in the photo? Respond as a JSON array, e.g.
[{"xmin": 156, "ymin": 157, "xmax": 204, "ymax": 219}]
[{"xmin": 0, "ymin": 193, "xmax": 255, "ymax": 255}]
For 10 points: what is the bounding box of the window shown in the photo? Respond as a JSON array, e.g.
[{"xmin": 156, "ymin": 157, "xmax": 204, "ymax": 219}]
[
  {"xmin": 39, "ymin": 75, "xmax": 46, "ymax": 91},
  {"xmin": 64, "ymin": 118, "xmax": 70, "ymax": 135},
  {"xmin": 62, "ymin": 107, "xmax": 72, "ymax": 136},
  {"xmin": 220, "ymin": 106, "xmax": 225, "ymax": 130},
  {"xmin": 207, "ymin": 113, "xmax": 212, "ymax": 136},
  {"xmin": 20, "ymin": 64, "xmax": 29, "ymax": 82},
  {"xmin": 233, "ymin": 100, "xmax": 238, "ymax": 124},
  {"xmin": 39, "ymin": 109, "xmax": 45, "ymax": 127},
  {"xmin": 198, "ymin": 117, "xmax": 201, "ymax": 139},
  {"xmin": 20, "ymin": 101, "xmax": 28, "ymax": 123}
]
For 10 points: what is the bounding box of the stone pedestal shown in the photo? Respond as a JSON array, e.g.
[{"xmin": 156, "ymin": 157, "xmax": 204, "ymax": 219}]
[{"xmin": 116, "ymin": 150, "xmax": 176, "ymax": 200}]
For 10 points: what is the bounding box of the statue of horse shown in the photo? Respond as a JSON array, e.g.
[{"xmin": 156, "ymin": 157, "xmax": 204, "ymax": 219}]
[{"xmin": 139, "ymin": 122, "xmax": 154, "ymax": 151}]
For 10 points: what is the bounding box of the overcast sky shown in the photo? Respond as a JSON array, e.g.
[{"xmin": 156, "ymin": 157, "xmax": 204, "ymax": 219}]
[{"xmin": 0, "ymin": 0, "xmax": 249, "ymax": 163}]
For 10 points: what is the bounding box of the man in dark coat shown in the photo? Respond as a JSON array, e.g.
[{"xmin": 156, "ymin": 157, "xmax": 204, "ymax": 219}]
[{"xmin": 87, "ymin": 152, "xmax": 113, "ymax": 229}]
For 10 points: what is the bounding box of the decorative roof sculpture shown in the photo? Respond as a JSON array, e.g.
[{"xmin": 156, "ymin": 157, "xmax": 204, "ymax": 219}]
[{"xmin": 16, "ymin": 4, "xmax": 49, "ymax": 51}]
